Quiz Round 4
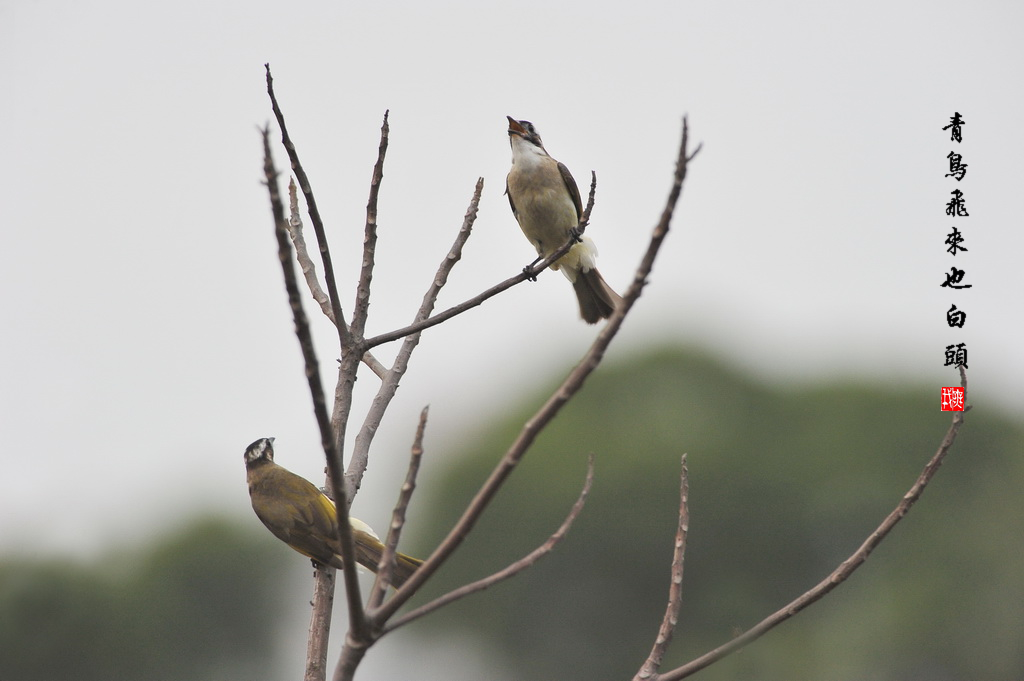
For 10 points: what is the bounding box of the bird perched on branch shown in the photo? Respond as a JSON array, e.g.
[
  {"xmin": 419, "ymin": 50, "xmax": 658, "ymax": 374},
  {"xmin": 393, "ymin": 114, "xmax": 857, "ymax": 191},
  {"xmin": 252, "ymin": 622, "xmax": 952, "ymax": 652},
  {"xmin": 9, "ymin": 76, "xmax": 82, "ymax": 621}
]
[
  {"xmin": 244, "ymin": 437, "xmax": 421, "ymax": 587},
  {"xmin": 505, "ymin": 116, "xmax": 623, "ymax": 323}
]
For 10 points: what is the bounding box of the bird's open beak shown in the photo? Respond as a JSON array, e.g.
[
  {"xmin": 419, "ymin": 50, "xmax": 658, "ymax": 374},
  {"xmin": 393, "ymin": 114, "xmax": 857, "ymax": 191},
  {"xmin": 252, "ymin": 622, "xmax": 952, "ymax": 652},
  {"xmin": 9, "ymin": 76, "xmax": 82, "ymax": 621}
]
[{"xmin": 507, "ymin": 116, "xmax": 526, "ymax": 135}]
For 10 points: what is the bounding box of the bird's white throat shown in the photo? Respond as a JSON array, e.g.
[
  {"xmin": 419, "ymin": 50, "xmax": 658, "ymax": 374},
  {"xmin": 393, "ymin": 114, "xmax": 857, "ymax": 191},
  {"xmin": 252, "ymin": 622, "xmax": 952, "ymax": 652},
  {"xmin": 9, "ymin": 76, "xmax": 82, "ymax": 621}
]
[{"xmin": 510, "ymin": 135, "xmax": 550, "ymax": 167}]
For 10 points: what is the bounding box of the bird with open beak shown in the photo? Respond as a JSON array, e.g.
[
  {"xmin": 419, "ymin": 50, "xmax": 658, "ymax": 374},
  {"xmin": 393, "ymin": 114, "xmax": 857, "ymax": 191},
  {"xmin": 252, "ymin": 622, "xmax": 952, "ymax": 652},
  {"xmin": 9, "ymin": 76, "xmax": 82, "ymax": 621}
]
[{"xmin": 505, "ymin": 116, "xmax": 623, "ymax": 323}]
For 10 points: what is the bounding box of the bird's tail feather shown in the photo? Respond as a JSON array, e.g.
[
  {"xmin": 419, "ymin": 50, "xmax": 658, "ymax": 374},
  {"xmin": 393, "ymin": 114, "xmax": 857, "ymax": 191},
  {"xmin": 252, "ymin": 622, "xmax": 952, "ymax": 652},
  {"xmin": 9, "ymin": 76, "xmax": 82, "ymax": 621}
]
[
  {"xmin": 352, "ymin": 530, "xmax": 423, "ymax": 587},
  {"xmin": 573, "ymin": 268, "xmax": 623, "ymax": 323}
]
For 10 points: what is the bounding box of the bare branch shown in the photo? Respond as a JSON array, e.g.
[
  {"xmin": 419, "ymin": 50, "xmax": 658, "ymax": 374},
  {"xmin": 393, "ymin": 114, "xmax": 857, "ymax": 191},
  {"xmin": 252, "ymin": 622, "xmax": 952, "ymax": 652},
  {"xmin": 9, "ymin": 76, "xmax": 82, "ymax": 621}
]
[
  {"xmin": 351, "ymin": 111, "xmax": 389, "ymax": 340},
  {"xmin": 383, "ymin": 453, "xmax": 595, "ymax": 632},
  {"xmin": 657, "ymin": 366, "xmax": 970, "ymax": 681},
  {"xmin": 580, "ymin": 169, "xmax": 597, "ymax": 230},
  {"xmin": 634, "ymin": 455, "xmax": 690, "ymax": 681},
  {"xmin": 368, "ymin": 406, "xmax": 429, "ymax": 610},
  {"xmin": 265, "ymin": 64, "xmax": 351, "ymax": 351},
  {"xmin": 287, "ymin": 178, "xmax": 334, "ymax": 322},
  {"xmin": 303, "ymin": 566, "xmax": 336, "ymax": 681},
  {"xmin": 413, "ymin": 178, "xmax": 485, "ymax": 312},
  {"xmin": 345, "ymin": 179, "xmax": 484, "ymax": 494},
  {"xmin": 363, "ymin": 265, "xmax": 541, "ymax": 349},
  {"xmin": 261, "ymin": 124, "xmax": 367, "ymax": 642},
  {"xmin": 373, "ymin": 117, "xmax": 699, "ymax": 623}
]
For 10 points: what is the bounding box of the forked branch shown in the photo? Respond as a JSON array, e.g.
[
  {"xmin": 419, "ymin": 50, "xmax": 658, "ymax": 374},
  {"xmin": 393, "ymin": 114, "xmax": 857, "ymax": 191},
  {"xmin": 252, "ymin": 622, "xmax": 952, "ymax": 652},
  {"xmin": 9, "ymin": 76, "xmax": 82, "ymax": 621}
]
[
  {"xmin": 345, "ymin": 179, "xmax": 484, "ymax": 494},
  {"xmin": 286, "ymin": 179, "xmax": 389, "ymax": 379},
  {"xmin": 381, "ymin": 454, "xmax": 596, "ymax": 632}
]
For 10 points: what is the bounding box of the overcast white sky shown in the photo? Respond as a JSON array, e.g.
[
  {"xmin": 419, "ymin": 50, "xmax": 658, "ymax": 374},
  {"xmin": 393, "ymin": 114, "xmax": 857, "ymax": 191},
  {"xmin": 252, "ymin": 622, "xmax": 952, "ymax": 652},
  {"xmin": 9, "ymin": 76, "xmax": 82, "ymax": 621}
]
[{"xmin": 2, "ymin": 0, "xmax": 1021, "ymax": 676}]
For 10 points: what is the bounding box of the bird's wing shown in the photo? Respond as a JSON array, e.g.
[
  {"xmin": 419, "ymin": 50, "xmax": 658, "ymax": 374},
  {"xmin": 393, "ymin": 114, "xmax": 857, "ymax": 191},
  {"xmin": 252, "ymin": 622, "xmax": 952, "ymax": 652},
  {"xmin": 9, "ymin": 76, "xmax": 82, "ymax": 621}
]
[
  {"xmin": 256, "ymin": 479, "xmax": 345, "ymax": 569},
  {"xmin": 505, "ymin": 177, "xmax": 518, "ymax": 218},
  {"xmin": 557, "ymin": 162, "xmax": 583, "ymax": 222},
  {"xmin": 315, "ymin": 496, "xmax": 391, "ymax": 576}
]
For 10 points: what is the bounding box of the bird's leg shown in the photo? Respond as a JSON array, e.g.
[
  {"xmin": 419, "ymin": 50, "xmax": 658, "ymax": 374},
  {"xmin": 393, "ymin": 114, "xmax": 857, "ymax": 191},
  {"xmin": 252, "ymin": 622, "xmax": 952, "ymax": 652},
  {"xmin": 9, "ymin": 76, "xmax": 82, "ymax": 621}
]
[{"xmin": 522, "ymin": 254, "xmax": 544, "ymax": 281}]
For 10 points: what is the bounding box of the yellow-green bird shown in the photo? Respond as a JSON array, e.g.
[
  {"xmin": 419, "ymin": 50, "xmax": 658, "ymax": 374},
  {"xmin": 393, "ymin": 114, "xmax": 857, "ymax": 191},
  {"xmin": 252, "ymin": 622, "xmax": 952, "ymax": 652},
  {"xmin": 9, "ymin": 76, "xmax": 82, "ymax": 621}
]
[{"xmin": 244, "ymin": 437, "xmax": 421, "ymax": 587}]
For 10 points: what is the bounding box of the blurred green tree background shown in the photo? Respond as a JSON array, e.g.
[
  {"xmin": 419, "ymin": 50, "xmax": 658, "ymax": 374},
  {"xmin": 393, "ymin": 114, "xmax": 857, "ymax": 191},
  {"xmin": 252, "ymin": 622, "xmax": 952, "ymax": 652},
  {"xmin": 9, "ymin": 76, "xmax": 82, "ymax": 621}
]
[
  {"xmin": 0, "ymin": 519, "xmax": 291, "ymax": 681},
  {"xmin": 1, "ymin": 347, "xmax": 1019, "ymax": 680},
  {"xmin": 416, "ymin": 346, "xmax": 1023, "ymax": 681}
]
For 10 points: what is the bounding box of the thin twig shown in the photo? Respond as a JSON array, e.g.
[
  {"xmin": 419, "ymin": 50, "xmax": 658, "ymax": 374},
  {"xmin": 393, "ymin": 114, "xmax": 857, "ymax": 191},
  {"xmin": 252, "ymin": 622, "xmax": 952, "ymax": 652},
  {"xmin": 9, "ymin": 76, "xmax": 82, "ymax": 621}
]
[
  {"xmin": 363, "ymin": 266, "xmax": 543, "ymax": 348},
  {"xmin": 345, "ymin": 179, "xmax": 484, "ymax": 495},
  {"xmin": 363, "ymin": 172, "xmax": 597, "ymax": 349},
  {"xmin": 634, "ymin": 455, "xmax": 690, "ymax": 681},
  {"xmin": 286, "ymin": 179, "xmax": 389, "ymax": 380},
  {"xmin": 351, "ymin": 111, "xmax": 389, "ymax": 340},
  {"xmin": 265, "ymin": 64, "xmax": 350, "ymax": 351},
  {"xmin": 382, "ymin": 453, "xmax": 595, "ymax": 632},
  {"xmin": 374, "ymin": 117, "xmax": 698, "ymax": 623},
  {"xmin": 657, "ymin": 366, "xmax": 970, "ymax": 681},
  {"xmin": 581, "ymin": 170, "xmax": 597, "ymax": 229},
  {"xmin": 368, "ymin": 406, "xmax": 429, "ymax": 610},
  {"xmin": 287, "ymin": 178, "xmax": 334, "ymax": 322},
  {"xmin": 261, "ymin": 126, "xmax": 368, "ymax": 646}
]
